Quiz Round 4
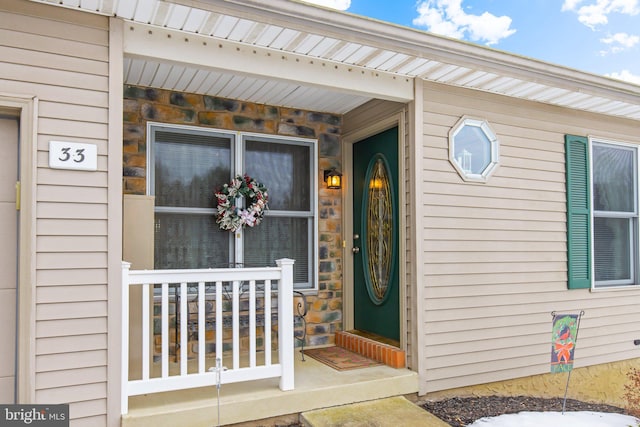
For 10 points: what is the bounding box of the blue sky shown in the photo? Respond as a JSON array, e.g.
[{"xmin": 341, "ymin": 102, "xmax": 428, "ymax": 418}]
[{"xmin": 302, "ymin": 0, "xmax": 640, "ymax": 85}]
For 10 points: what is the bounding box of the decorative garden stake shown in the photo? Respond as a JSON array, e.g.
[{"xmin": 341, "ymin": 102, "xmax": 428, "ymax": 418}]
[
  {"xmin": 551, "ymin": 310, "xmax": 585, "ymax": 414},
  {"xmin": 210, "ymin": 357, "xmax": 226, "ymax": 426}
]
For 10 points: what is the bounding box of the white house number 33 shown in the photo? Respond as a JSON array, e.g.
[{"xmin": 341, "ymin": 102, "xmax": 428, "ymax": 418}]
[{"xmin": 49, "ymin": 141, "xmax": 98, "ymax": 171}]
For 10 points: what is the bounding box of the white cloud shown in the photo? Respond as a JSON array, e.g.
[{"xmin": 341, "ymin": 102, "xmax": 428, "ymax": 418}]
[
  {"xmin": 562, "ymin": 0, "xmax": 585, "ymax": 11},
  {"xmin": 578, "ymin": 3, "xmax": 611, "ymax": 26},
  {"xmin": 412, "ymin": 0, "xmax": 516, "ymax": 46},
  {"xmin": 600, "ymin": 31, "xmax": 640, "ymax": 53},
  {"xmin": 300, "ymin": 0, "xmax": 351, "ymax": 11},
  {"xmin": 607, "ymin": 69, "xmax": 640, "ymax": 84},
  {"xmin": 562, "ymin": 0, "xmax": 640, "ymax": 29},
  {"xmin": 601, "ymin": 32, "xmax": 640, "ymax": 47}
]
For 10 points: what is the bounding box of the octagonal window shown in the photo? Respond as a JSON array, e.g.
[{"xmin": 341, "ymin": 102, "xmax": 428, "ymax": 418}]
[{"xmin": 449, "ymin": 116, "xmax": 499, "ymax": 182}]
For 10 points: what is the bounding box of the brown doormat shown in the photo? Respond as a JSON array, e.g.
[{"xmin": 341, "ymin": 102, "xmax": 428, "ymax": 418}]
[{"xmin": 304, "ymin": 346, "xmax": 381, "ymax": 371}]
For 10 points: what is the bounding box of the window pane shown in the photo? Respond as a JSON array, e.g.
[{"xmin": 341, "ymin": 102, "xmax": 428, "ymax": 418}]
[
  {"xmin": 243, "ymin": 217, "xmax": 311, "ymax": 287},
  {"xmin": 453, "ymin": 125, "xmax": 491, "ymax": 174},
  {"xmin": 245, "ymin": 139, "xmax": 311, "ymax": 211},
  {"xmin": 594, "ymin": 217, "xmax": 632, "ymax": 282},
  {"xmin": 593, "ymin": 144, "xmax": 634, "ymax": 212},
  {"xmin": 154, "ymin": 130, "xmax": 231, "ymax": 208},
  {"xmin": 155, "ymin": 213, "xmax": 232, "ymax": 269}
]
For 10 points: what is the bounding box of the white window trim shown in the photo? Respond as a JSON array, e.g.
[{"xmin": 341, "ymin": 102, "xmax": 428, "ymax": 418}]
[
  {"xmin": 589, "ymin": 136, "xmax": 640, "ymax": 291},
  {"xmin": 146, "ymin": 122, "xmax": 319, "ymax": 292},
  {"xmin": 239, "ymin": 131, "xmax": 319, "ymax": 292},
  {"xmin": 448, "ymin": 116, "xmax": 499, "ymax": 183}
]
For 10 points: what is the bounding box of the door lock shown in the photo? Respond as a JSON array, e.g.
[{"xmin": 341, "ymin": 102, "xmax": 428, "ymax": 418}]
[{"xmin": 352, "ymin": 246, "xmax": 360, "ymax": 254}]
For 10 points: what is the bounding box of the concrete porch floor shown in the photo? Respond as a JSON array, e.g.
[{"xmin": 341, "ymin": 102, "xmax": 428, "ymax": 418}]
[{"xmin": 122, "ymin": 349, "xmax": 419, "ymax": 426}]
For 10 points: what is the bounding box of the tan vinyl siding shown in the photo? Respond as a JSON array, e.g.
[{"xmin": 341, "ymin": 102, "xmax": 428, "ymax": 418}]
[
  {"xmin": 36, "ymin": 334, "xmax": 108, "ymax": 355},
  {"xmin": 36, "ymin": 268, "xmax": 109, "ymax": 286},
  {"xmin": 37, "ymin": 236, "xmax": 108, "ymax": 253},
  {"xmin": 36, "ymin": 354, "xmax": 107, "ymax": 375},
  {"xmin": 37, "ymin": 219, "xmax": 109, "ymax": 236},
  {"xmin": 0, "ymin": 0, "xmax": 109, "ymax": 424},
  {"xmin": 420, "ymin": 81, "xmax": 640, "ymax": 393},
  {"xmin": 342, "ymin": 99, "xmax": 405, "ymax": 135}
]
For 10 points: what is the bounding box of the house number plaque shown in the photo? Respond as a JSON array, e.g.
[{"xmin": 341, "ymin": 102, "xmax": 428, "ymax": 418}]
[{"xmin": 49, "ymin": 141, "xmax": 98, "ymax": 171}]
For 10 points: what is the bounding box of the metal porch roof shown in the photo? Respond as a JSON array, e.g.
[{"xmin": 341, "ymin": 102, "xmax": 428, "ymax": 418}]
[{"xmin": 32, "ymin": 0, "xmax": 640, "ymax": 118}]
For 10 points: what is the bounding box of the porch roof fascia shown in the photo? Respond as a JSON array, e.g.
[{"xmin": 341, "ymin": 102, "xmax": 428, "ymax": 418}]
[
  {"xmin": 29, "ymin": 0, "xmax": 640, "ymax": 120},
  {"xmin": 181, "ymin": 0, "xmax": 640, "ymax": 108},
  {"xmin": 123, "ymin": 21, "xmax": 415, "ymax": 104}
]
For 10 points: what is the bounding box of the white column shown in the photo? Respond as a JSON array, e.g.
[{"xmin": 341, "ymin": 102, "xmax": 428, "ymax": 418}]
[
  {"xmin": 276, "ymin": 258, "xmax": 295, "ymax": 391},
  {"xmin": 120, "ymin": 262, "xmax": 131, "ymax": 414}
]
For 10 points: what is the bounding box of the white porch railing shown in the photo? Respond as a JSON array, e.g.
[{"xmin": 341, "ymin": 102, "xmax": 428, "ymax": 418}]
[{"xmin": 120, "ymin": 259, "xmax": 295, "ymax": 415}]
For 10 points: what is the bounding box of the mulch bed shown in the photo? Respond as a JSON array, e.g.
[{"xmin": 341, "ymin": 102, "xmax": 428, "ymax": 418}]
[{"xmin": 420, "ymin": 395, "xmax": 628, "ymax": 427}]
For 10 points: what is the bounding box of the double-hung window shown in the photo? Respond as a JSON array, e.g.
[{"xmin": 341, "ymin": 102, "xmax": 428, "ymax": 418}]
[
  {"xmin": 592, "ymin": 141, "xmax": 637, "ymax": 287},
  {"xmin": 566, "ymin": 134, "xmax": 639, "ymax": 290},
  {"xmin": 148, "ymin": 123, "xmax": 318, "ymax": 291}
]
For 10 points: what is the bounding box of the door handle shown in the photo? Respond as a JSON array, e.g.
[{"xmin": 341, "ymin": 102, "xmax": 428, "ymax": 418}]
[{"xmin": 352, "ymin": 246, "xmax": 360, "ymax": 254}]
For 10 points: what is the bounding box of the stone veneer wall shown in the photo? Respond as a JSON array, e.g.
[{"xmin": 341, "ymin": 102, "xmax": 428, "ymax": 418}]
[{"xmin": 123, "ymin": 85, "xmax": 343, "ymax": 348}]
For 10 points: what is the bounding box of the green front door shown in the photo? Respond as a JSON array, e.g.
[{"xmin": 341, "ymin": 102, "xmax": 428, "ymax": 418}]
[{"xmin": 353, "ymin": 127, "xmax": 399, "ymax": 342}]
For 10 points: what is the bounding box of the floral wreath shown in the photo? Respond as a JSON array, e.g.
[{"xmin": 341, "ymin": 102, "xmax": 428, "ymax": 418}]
[{"xmin": 215, "ymin": 174, "xmax": 269, "ymax": 232}]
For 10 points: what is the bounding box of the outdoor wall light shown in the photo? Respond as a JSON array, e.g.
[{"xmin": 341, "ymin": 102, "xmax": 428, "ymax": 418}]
[{"xmin": 324, "ymin": 168, "xmax": 342, "ymax": 189}]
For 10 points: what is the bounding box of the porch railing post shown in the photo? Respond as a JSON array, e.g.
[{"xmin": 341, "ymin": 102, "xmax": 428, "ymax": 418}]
[
  {"xmin": 121, "ymin": 261, "xmax": 131, "ymax": 415},
  {"xmin": 276, "ymin": 258, "xmax": 295, "ymax": 391}
]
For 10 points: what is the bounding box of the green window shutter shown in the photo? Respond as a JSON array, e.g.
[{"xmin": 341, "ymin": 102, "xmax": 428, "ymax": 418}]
[{"xmin": 565, "ymin": 134, "xmax": 591, "ymax": 289}]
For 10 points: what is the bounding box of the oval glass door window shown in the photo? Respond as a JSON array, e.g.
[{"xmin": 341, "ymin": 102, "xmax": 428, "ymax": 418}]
[{"xmin": 362, "ymin": 155, "xmax": 396, "ymax": 305}]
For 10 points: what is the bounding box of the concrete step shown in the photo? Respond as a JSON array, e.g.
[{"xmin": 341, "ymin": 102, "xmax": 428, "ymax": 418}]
[
  {"xmin": 123, "ymin": 355, "xmax": 419, "ymax": 427},
  {"xmin": 300, "ymin": 396, "xmax": 449, "ymax": 427}
]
